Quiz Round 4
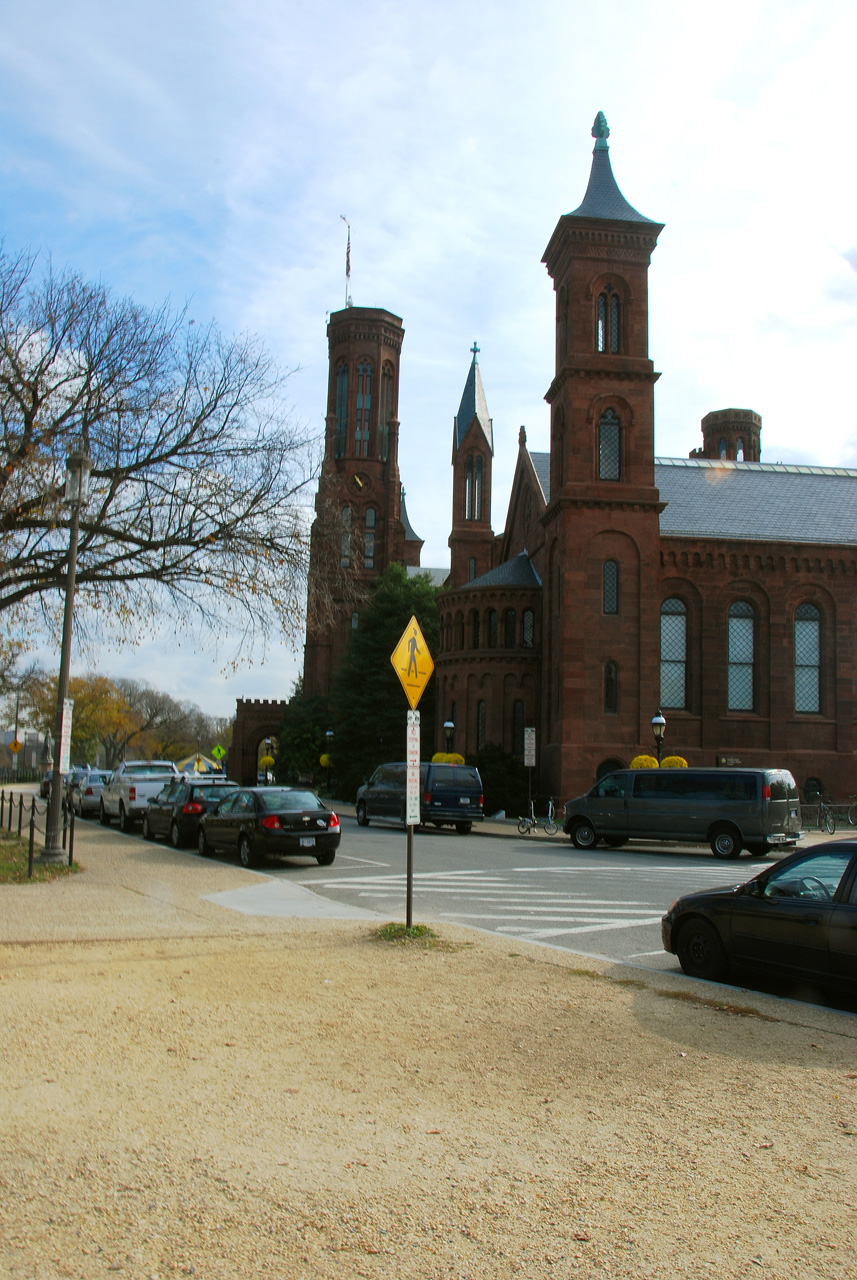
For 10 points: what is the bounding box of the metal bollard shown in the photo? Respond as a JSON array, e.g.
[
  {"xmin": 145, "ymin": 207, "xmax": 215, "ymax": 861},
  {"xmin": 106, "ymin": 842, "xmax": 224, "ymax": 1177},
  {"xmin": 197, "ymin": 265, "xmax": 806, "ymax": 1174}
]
[
  {"xmin": 68, "ymin": 808, "xmax": 75, "ymax": 867},
  {"xmin": 17, "ymin": 794, "xmax": 23, "ymax": 837},
  {"xmin": 1, "ymin": 789, "xmax": 5, "ymax": 826},
  {"xmin": 28, "ymin": 799, "xmax": 35, "ymax": 879}
]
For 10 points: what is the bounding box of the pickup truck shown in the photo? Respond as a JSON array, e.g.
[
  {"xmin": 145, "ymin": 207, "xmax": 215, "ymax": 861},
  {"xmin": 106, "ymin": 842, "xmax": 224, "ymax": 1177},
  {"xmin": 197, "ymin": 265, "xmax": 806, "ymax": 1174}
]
[{"xmin": 100, "ymin": 760, "xmax": 180, "ymax": 832}]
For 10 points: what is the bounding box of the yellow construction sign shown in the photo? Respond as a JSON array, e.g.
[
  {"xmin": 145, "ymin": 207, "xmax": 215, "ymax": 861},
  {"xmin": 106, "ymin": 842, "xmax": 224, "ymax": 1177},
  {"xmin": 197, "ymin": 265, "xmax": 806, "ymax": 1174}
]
[{"xmin": 390, "ymin": 616, "xmax": 434, "ymax": 710}]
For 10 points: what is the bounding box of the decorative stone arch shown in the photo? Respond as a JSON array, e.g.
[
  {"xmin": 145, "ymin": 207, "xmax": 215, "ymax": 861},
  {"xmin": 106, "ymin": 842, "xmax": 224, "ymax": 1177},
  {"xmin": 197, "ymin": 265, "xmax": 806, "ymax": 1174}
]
[{"xmin": 231, "ymin": 699, "xmax": 289, "ymax": 786}]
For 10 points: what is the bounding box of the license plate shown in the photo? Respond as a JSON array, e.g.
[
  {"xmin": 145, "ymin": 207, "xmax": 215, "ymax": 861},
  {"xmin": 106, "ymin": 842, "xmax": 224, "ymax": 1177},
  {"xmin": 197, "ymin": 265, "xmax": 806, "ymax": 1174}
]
[
  {"xmin": 459, "ymin": 797, "xmax": 469, "ymax": 805},
  {"xmin": 299, "ymin": 837, "xmax": 316, "ymax": 848}
]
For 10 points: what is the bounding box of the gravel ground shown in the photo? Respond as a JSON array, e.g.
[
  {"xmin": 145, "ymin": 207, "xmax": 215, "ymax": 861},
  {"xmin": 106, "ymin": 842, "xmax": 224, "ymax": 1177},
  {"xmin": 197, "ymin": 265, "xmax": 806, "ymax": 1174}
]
[{"xmin": 1, "ymin": 822, "xmax": 856, "ymax": 1279}]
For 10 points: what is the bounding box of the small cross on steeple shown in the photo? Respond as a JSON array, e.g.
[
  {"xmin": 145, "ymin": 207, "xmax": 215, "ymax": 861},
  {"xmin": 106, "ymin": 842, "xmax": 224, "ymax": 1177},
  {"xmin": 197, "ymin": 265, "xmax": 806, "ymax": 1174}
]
[{"xmin": 470, "ymin": 341, "xmax": 480, "ymax": 362}]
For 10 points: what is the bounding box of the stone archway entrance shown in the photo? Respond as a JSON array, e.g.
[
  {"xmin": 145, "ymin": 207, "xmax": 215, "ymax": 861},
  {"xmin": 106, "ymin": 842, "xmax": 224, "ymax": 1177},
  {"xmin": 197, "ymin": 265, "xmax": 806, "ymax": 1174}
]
[{"xmin": 230, "ymin": 699, "xmax": 289, "ymax": 786}]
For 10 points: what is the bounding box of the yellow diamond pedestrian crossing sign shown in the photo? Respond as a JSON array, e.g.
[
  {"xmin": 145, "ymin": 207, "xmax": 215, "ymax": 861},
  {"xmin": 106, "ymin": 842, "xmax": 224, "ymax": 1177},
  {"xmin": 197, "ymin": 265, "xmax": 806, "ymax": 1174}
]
[{"xmin": 390, "ymin": 616, "xmax": 434, "ymax": 710}]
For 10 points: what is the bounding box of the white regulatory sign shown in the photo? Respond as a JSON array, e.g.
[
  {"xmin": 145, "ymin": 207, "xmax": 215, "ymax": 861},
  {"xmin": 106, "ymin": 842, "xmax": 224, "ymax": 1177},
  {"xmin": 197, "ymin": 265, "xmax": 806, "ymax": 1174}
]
[
  {"xmin": 406, "ymin": 709, "xmax": 421, "ymax": 826},
  {"xmin": 524, "ymin": 726, "xmax": 536, "ymax": 768}
]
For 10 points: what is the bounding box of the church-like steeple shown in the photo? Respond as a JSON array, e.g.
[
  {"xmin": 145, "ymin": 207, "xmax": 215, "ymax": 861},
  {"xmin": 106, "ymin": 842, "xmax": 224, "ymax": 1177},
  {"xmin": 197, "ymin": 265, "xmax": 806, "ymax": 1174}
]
[
  {"xmin": 567, "ymin": 112, "xmax": 660, "ymax": 225},
  {"xmin": 453, "ymin": 342, "xmax": 493, "ymax": 454},
  {"xmin": 448, "ymin": 344, "xmax": 495, "ymax": 588}
]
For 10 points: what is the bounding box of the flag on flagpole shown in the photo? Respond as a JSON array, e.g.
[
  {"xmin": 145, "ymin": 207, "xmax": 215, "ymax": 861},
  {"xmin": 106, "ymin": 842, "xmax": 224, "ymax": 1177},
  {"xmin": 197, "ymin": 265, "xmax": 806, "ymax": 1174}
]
[{"xmin": 346, "ymin": 227, "xmax": 351, "ymax": 281}]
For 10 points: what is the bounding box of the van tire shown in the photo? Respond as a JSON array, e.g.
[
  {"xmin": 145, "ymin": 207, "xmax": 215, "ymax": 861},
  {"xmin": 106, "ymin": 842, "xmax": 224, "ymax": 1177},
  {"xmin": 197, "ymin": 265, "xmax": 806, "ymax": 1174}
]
[
  {"xmin": 676, "ymin": 918, "xmax": 729, "ymax": 981},
  {"xmin": 604, "ymin": 836, "xmax": 628, "ymax": 849},
  {"xmin": 570, "ymin": 819, "xmax": 597, "ymax": 849},
  {"xmin": 710, "ymin": 826, "xmax": 742, "ymax": 859},
  {"xmin": 456, "ymin": 822, "xmax": 472, "ymax": 835},
  {"xmin": 356, "ymin": 802, "xmax": 369, "ymax": 827}
]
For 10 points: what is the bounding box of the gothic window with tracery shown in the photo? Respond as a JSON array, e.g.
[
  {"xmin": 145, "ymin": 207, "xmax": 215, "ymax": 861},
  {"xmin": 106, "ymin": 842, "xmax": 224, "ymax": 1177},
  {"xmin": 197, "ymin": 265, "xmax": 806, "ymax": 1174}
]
[
  {"xmin": 794, "ymin": 603, "xmax": 821, "ymax": 714},
  {"xmin": 598, "ymin": 409, "xmax": 621, "ymax": 481},
  {"xmin": 334, "ymin": 363, "xmax": 348, "ymax": 457},
  {"xmin": 728, "ymin": 601, "xmax": 755, "ymax": 711},
  {"xmin": 355, "ymin": 361, "xmax": 372, "ymax": 456},
  {"xmin": 603, "ymin": 560, "xmax": 619, "ymax": 614},
  {"xmin": 597, "ymin": 287, "xmax": 620, "ymax": 354},
  {"xmin": 660, "ymin": 598, "xmax": 687, "ymax": 709},
  {"xmin": 363, "ymin": 507, "xmax": 375, "ymax": 570}
]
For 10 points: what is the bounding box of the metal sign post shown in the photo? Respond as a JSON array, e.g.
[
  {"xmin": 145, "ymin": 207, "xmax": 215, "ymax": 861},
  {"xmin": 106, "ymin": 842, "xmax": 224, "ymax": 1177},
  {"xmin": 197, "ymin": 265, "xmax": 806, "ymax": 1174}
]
[
  {"xmin": 390, "ymin": 617, "xmax": 435, "ymax": 928},
  {"xmin": 524, "ymin": 726, "xmax": 536, "ymax": 815}
]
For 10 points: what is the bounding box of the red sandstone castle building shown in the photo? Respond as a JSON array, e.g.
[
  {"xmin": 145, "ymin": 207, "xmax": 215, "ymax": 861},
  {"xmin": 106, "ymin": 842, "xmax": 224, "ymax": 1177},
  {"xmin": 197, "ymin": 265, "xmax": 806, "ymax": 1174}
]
[{"xmin": 301, "ymin": 113, "xmax": 857, "ymax": 804}]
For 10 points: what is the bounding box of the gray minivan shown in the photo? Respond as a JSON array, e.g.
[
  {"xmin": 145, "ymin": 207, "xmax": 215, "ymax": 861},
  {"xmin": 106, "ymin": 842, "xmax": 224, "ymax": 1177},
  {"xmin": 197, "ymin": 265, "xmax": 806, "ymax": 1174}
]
[
  {"xmin": 356, "ymin": 761, "xmax": 484, "ymax": 833},
  {"xmin": 563, "ymin": 768, "xmax": 802, "ymax": 859}
]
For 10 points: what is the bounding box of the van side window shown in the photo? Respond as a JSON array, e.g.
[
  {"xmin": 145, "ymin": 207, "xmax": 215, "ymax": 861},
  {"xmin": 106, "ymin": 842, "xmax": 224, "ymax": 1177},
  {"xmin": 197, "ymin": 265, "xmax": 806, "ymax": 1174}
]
[{"xmin": 593, "ymin": 774, "xmax": 625, "ymax": 799}]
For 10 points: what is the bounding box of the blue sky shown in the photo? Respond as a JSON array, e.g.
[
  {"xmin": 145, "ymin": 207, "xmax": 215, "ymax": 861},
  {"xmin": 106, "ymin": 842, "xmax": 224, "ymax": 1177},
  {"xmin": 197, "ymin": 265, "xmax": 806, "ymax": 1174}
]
[{"xmin": 2, "ymin": 0, "xmax": 856, "ymax": 719}]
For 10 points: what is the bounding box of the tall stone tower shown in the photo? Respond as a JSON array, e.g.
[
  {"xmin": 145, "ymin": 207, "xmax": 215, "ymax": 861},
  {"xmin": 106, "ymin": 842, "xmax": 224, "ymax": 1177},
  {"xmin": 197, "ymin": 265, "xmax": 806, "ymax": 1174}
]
[
  {"xmin": 540, "ymin": 112, "xmax": 665, "ymax": 792},
  {"xmin": 447, "ymin": 344, "xmax": 495, "ymax": 589},
  {"xmin": 303, "ymin": 305, "xmax": 423, "ymax": 697}
]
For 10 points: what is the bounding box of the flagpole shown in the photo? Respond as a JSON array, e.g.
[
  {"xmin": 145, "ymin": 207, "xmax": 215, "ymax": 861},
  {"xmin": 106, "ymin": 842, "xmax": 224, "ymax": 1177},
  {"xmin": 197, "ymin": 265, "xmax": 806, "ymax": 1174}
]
[{"xmin": 340, "ymin": 214, "xmax": 351, "ymax": 307}]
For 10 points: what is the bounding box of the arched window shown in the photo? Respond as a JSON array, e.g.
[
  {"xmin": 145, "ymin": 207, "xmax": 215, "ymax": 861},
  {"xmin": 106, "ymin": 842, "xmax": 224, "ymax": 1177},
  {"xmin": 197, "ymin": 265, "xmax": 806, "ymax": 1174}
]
[
  {"xmin": 351, "ymin": 611, "xmax": 359, "ymax": 629},
  {"xmin": 363, "ymin": 507, "xmax": 375, "ymax": 569},
  {"xmin": 795, "ymin": 603, "xmax": 821, "ymax": 713},
  {"xmin": 355, "ymin": 361, "xmax": 371, "ymax": 456},
  {"xmin": 604, "ymin": 661, "xmax": 618, "ymax": 714},
  {"xmin": 379, "ymin": 364, "xmax": 393, "ymax": 461},
  {"xmin": 603, "ymin": 560, "xmax": 619, "ymax": 614},
  {"xmin": 719, "ymin": 437, "xmax": 727, "ymax": 459},
  {"xmin": 660, "ymin": 598, "xmax": 687, "ymax": 709},
  {"xmin": 512, "ymin": 701, "xmax": 525, "ymax": 757},
  {"xmin": 340, "ymin": 506, "xmax": 352, "ymax": 568},
  {"xmin": 465, "ymin": 456, "xmax": 473, "ymax": 520},
  {"xmin": 728, "ymin": 601, "xmax": 755, "ymax": 711},
  {"xmin": 598, "ymin": 409, "xmax": 621, "ymax": 481},
  {"xmin": 468, "ymin": 557, "xmax": 476, "ymax": 582},
  {"xmin": 455, "ymin": 613, "xmax": 464, "ymax": 650},
  {"xmin": 470, "ymin": 610, "xmax": 480, "ymax": 650},
  {"xmin": 596, "ymin": 288, "xmax": 620, "ymax": 354},
  {"xmin": 736, "ymin": 438, "xmax": 745, "ymax": 462},
  {"xmin": 476, "ymin": 700, "xmax": 487, "ymax": 751},
  {"xmin": 475, "ymin": 456, "xmax": 483, "ymax": 520},
  {"xmin": 334, "ymin": 363, "xmax": 348, "ymax": 457},
  {"xmin": 504, "ymin": 609, "xmax": 516, "ymax": 648},
  {"xmin": 487, "ymin": 609, "xmax": 498, "ymax": 648},
  {"xmin": 522, "ymin": 609, "xmax": 535, "ymax": 649}
]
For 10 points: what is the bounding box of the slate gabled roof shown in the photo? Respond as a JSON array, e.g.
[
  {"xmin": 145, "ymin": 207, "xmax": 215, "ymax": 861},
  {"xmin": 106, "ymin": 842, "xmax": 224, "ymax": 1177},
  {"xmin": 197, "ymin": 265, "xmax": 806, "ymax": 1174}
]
[
  {"xmin": 454, "ymin": 353, "xmax": 493, "ymax": 452},
  {"xmin": 530, "ymin": 451, "xmax": 550, "ymax": 504},
  {"xmin": 400, "ymin": 488, "xmax": 422, "ymax": 543},
  {"xmin": 656, "ymin": 458, "xmax": 857, "ymax": 546},
  {"xmin": 467, "ymin": 551, "xmax": 542, "ymax": 591}
]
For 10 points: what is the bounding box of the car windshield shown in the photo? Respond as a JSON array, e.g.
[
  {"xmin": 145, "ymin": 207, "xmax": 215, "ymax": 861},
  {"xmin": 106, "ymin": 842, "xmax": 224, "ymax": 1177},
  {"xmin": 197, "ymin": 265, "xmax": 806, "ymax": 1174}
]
[
  {"xmin": 123, "ymin": 764, "xmax": 175, "ymax": 776},
  {"xmin": 257, "ymin": 789, "xmax": 323, "ymax": 813}
]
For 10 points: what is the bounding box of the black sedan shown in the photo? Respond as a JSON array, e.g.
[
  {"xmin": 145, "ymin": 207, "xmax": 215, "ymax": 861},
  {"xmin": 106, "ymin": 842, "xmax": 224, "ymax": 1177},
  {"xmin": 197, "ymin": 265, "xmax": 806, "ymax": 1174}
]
[
  {"xmin": 143, "ymin": 777, "xmax": 239, "ymax": 847},
  {"xmin": 662, "ymin": 841, "xmax": 857, "ymax": 993},
  {"xmin": 197, "ymin": 786, "xmax": 340, "ymax": 867}
]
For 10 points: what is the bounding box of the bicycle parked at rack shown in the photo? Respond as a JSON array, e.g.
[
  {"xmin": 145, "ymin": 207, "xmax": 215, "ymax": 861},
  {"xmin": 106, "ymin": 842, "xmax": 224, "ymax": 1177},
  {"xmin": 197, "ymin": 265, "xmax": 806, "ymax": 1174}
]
[
  {"xmin": 816, "ymin": 796, "xmax": 836, "ymax": 835},
  {"xmin": 847, "ymin": 795, "xmax": 857, "ymax": 827},
  {"xmin": 517, "ymin": 798, "xmax": 558, "ymax": 836}
]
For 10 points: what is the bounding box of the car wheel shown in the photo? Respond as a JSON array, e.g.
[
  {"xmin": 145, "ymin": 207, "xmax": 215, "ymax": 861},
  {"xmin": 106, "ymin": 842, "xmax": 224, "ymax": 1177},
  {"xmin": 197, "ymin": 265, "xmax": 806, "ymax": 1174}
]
[
  {"xmin": 604, "ymin": 836, "xmax": 628, "ymax": 849},
  {"xmin": 316, "ymin": 851, "xmax": 336, "ymax": 866},
  {"xmin": 356, "ymin": 801, "xmax": 369, "ymax": 827},
  {"xmin": 676, "ymin": 918, "xmax": 729, "ymax": 982},
  {"xmin": 747, "ymin": 843, "xmax": 768, "ymax": 858},
  {"xmin": 710, "ymin": 826, "xmax": 742, "ymax": 859},
  {"xmin": 170, "ymin": 820, "xmax": 182, "ymax": 849},
  {"xmin": 100, "ymin": 801, "xmax": 111, "ymax": 826},
  {"xmin": 238, "ymin": 835, "xmax": 257, "ymax": 868},
  {"xmin": 142, "ymin": 813, "xmax": 154, "ymax": 841},
  {"xmin": 197, "ymin": 828, "xmax": 209, "ymax": 857},
  {"xmin": 570, "ymin": 819, "xmax": 597, "ymax": 849},
  {"xmin": 456, "ymin": 821, "xmax": 472, "ymax": 835}
]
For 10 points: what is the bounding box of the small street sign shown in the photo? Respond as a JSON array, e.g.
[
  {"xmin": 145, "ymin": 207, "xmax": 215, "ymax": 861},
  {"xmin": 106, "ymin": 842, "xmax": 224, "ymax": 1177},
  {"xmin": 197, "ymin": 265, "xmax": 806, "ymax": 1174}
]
[
  {"xmin": 390, "ymin": 616, "xmax": 434, "ymax": 709},
  {"xmin": 211, "ymin": 744, "xmax": 226, "ymax": 760},
  {"xmin": 9, "ymin": 738, "xmax": 22, "ymax": 755},
  {"xmin": 406, "ymin": 710, "xmax": 420, "ymax": 826},
  {"xmin": 524, "ymin": 727, "xmax": 536, "ymax": 768}
]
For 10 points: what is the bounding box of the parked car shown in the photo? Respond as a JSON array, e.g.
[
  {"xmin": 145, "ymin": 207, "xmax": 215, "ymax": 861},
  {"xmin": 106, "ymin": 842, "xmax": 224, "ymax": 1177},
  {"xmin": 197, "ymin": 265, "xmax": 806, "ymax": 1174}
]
[
  {"xmin": 68, "ymin": 769, "xmax": 111, "ymax": 817},
  {"xmin": 198, "ymin": 786, "xmax": 340, "ymax": 867},
  {"xmin": 563, "ymin": 767, "xmax": 802, "ymax": 858},
  {"xmin": 100, "ymin": 760, "xmax": 180, "ymax": 831},
  {"xmin": 355, "ymin": 761, "xmax": 484, "ymax": 833},
  {"xmin": 40, "ymin": 768, "xmax": 74, "ymax": 800},
  {"xmin": 662, "ymin": 841, "xmax": 857, "ymax": 992},
  {"xmin": 143, "ymin": 777, "xmax": 240, "ymax": 847}
]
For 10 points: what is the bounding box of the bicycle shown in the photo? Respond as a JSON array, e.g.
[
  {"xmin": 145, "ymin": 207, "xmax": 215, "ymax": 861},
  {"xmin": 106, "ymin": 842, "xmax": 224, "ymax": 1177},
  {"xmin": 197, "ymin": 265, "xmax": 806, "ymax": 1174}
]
[
  {"xmin": 517, "ymin": 798, "xmax": 558, "ymax": 837},
  {"xmin": 847, "ymin": 795, "xmax": 857, "ymax": 827},
  {"xmin": 817, "ymin": 797, "xmax": 836, "ymax": 835}
]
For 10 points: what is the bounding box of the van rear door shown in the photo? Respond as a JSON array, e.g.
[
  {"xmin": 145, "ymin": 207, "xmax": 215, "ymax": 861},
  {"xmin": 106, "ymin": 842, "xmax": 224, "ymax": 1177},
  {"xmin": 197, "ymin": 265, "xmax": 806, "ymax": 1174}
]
[{"xmin": 765, "ymin": 770, "xmax": 801, "ymax": 836}]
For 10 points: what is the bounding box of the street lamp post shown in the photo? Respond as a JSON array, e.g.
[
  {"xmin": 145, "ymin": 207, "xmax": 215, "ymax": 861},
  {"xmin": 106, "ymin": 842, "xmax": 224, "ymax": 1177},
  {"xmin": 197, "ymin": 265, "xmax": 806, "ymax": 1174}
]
[
  {"xmin": 651, "ymin": 710, "xmax": 666, "ymax": 766},
  {"xmin": 325, "ymin": 729, "xmax": 333, "ymax": 792},
  {"xmin": 443, "ymin": 720, "xmax": 454, "ymax": 754},
  {"xmin": 41, "ymin": 452, "xmax": 94, "ymax": 863}
]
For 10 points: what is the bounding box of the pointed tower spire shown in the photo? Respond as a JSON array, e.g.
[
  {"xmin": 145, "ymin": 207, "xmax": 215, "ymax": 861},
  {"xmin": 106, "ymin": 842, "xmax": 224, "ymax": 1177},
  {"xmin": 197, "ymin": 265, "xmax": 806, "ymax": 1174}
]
[
  {"xmin": 567, "ymin": 112, "xmax": 659, "ymax": 225},
  {"xmin": 454, "ymin": 342, "xmax": 493, "ymax": 453}
]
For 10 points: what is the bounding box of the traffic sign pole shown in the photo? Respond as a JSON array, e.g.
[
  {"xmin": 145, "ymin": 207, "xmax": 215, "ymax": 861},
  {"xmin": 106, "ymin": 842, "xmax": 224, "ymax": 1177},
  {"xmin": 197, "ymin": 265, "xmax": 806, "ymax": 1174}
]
[{"xmin": 390, "ymin": 619, "xmax": 434, "ymax": 929}]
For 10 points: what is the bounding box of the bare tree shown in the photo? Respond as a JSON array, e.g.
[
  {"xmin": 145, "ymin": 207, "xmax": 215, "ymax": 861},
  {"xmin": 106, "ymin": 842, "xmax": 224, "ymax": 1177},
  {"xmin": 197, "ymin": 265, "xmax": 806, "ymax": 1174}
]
[{"xmin": 0, "ymin": 247, "xmax": 354, "ymax": 659}]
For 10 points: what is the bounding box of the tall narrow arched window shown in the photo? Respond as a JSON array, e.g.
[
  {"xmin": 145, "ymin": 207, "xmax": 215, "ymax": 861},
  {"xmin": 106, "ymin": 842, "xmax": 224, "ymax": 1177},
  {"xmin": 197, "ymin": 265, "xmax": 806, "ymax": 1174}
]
[
  {"xmin": 512, "ymin": 701, "xmax": 525, "ymax": 757},
  {"xmin": 476, "ymin": 700, "xmax": 487, "ymax": 751},
  {"xmin": 378, "ymin": 364, "xmax": 393, "ymax": 461},
  {"xmin": 603, "ymin": 560, "xmax": 619, "ymax": 615},
  {"xmin": 598, "ymin": 409, "xmax": 621, "ymax": 481},
  {"xmin": 596, "ymin": 288, "xmax": 620, "ymax": 353},
  {"xmin": 474, "ymin": 456, "xmax": 483, "ymax": 520},
  {"xmin": 604, "ymin": 661, "xmax": 618, "ymax": 713},
  {"xmin": 468, "ymin": 557, "xmax": 476, "ymax": 582},
  {"xmin": 660, "ymin": 598, "xmax": 687, "ymax": 709},
  {"xmin": 736, "ymin": 438, "xmax": 745, "ymax": 462},
  {"xmin": 351, "ymin": 611, "xmax": 359, "ymax": 629},
  {"xmin": 363, "ymin": 507, "xmax": 375, "ymax": 570},
  {"xmin": 728, "ymin": 601, "xmax": 755, "ymax": 711},
  {"xmin": 487, "ymin": 609, "xmax": 498, "ymax": 648},
  {"xmin": 455, "ymin": 614, "xmax": 464, "ymax": 650},
  {"xmin": 334, "ymin": 363, "xmax": 348, "ymax": 457},
  {"xmin": 355, "ymin": 361, "xmax": 371, "ymax": 456},
  {"xmin": 504, "ymin": 609, "xmax": 516, "ymax": 648},
  {"xmin": 522, "ymin": 609, "xmax": 535, "ymax": 649},
  {"xmin": 339, "ymin": 506, "xmax": 352, "ymax": 568},
  {"xmin": 470, "ymin": 610, "xmax": 480, "ymax": 650},
  {"xmin": 465, "ymin": 456, "xmax": 473, "ymax": 520},
  {"xmin": 795, "ymin": 603, "xmax": 821, "ymax": 713},
  {"xmin": 718, "ymin": 438, "xmax": 727, "ymax": 459}
]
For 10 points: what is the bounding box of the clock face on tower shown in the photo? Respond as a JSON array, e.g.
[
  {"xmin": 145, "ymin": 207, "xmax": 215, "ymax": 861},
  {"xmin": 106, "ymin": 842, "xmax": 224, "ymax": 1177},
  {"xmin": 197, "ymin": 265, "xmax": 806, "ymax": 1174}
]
[{"xmin": 350, "ymin": 472, "xmax": 369, "ymax": 493}]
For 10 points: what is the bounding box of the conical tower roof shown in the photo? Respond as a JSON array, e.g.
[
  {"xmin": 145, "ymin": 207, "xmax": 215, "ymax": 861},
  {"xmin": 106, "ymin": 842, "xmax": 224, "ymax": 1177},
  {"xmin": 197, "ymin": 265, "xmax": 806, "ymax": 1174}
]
[
  {"xmin": 567, "ymin": 112, "xmax": 660, "ymax": 225},
  {"xmin": 454, "ymin": 344, "xmax": 493, "ymax": 452}
]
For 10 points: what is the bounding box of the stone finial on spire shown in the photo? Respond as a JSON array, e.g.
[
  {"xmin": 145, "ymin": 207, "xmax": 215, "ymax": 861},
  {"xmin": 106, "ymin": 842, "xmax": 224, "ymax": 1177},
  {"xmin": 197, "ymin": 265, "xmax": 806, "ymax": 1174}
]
[
  {"xmin": 591, "ymin": 111, "xmax": 610, "ymax": 151},
  {"xmin": 518, "ymin": 425, "xmax": 527, "ymax": 446}
]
